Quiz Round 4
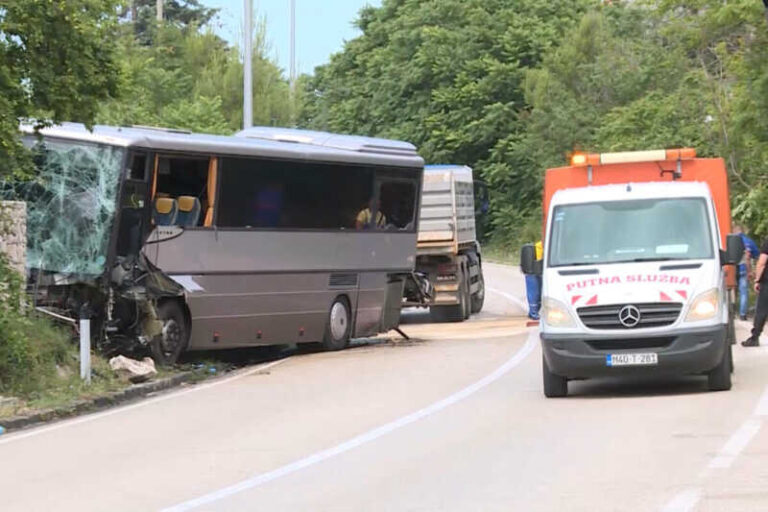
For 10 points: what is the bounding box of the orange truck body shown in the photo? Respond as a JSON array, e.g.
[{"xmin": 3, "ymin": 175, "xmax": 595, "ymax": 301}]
[{"xmin": 543, "ymin": 153, "xmax": 734, "ymax": 288}]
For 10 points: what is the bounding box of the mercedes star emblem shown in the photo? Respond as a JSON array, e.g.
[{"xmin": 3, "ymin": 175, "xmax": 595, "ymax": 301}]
[{"xmin": 618, "ymin": 305, "xmax": 641, "ymax": 328}]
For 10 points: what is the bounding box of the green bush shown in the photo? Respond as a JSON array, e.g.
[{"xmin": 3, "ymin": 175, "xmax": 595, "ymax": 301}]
[{"xmin": 0, "ymin": 256, "xmax": 76, "ymax": 396}]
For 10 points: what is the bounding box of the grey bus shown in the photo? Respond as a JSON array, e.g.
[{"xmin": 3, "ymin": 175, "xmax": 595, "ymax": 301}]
[{"xmin": 6, "ymin": 123, "xmax": 424, "ymax": 364}]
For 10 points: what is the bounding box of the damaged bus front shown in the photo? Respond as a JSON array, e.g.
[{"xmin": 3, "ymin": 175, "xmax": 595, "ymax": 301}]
[
  {"xmin": 5, "ymin": 123, "xmax": 424, "ymax": 365},
  {"xmin": 3, "ymin": 126, "xmax": 185, "ymax": 362}
]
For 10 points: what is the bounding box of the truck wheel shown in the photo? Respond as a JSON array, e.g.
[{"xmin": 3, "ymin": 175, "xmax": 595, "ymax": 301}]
[
  {"xmin": 470, "ymin": 267, "xmax": 485, "ymax": 314},
  {"xmin": 543, "ymin": 356, "xmax": 568, "ymax": 398},
  {"xmin": 462, "ymin": 268, "xmax": 471, "ymax": 320},
  {"xmin": 429, "ymin": 266, "xmax": 467, "ymax": 322},
  {"xmin": 322, "ymin": 297, "xmax": 351, "ymax": 351},
  {"xmin": 150, "ymin": 301, "xmax": 189, "ymax": 367},
  {"xmin": 708, "ymin": 343, "xmax": 732, "ymax": 391}
]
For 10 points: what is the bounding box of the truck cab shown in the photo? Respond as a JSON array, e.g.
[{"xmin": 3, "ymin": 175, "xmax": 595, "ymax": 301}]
[{"xmin": 522, "ymin": 149, "xmax": 744, "ymax": 397}]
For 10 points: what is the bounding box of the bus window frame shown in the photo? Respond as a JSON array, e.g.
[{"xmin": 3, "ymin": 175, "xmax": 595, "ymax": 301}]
[{"xmin": 209, "ymin": 155, "xmax": 421, "ymax": 234}]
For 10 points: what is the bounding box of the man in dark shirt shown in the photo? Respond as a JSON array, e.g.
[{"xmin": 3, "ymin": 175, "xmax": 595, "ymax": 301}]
[{"xmin": 742, "ymin": 237, "xmax": 768, "ymax": 346}]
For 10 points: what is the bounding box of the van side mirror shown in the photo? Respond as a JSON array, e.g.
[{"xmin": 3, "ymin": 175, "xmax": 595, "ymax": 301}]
[
  {"xmin": 724, "ymin": 234, "xmax": 745, "ymax": 266},
  {"xmin": 520, "ymin": 244, "xmax": 541, "ymax": 275}
]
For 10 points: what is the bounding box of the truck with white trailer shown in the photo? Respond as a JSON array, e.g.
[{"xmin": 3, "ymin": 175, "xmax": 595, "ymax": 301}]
[{"xmin": 403, "ymin": 165, "xmax": 485, "ymax": 321}]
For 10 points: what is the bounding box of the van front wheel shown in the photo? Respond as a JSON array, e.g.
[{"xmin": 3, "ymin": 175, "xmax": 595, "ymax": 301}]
[
  {"xmin": 708, "ymin": 343, "xmax": 732, "ymax": 391},
  {"xmin": 542, "ymin": 356, "xmax": 568, "ymax": 398}
]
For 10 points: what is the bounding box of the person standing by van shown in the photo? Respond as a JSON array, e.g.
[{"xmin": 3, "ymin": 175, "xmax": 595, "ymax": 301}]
[
  {"xmin": 734, "ymin": 224, "xmax": 760, "ymax": 320},
  {"xmin": 524, "ymin": 240, "xmax": 543, "ymax": 320},
  {"xmin": 742, "ymin": 237, "xmax": 768, "ymax": 347}
]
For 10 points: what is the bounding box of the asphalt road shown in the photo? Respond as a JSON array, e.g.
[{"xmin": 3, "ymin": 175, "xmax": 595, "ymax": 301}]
[{"xmin": 3, "ymin": 262, "xmax": 768, "ymax": 511}]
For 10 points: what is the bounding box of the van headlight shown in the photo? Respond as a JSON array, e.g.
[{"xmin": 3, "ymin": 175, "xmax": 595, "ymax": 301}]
[
  {"xmin": 685, "ymin": 288, "xmax": 720, "ymax": 322},
  {"xmin": 542, "ymin": 297, "xmax": 576, "ymax": 328}
]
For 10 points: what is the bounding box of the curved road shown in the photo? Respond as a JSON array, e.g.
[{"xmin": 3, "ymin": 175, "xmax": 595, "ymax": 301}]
[{"xmin": 2, "ymin": 263, "xmax": 768, "ymax": 511}]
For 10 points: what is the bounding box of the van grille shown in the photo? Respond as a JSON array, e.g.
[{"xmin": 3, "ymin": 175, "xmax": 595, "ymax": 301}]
[
  {"xmin": 577, "ymin": 302, "xmax": 683, "ymax": 330},
  {"xmin": 586, "ymin": 337, "xmax": 675, "ymax": 351}
]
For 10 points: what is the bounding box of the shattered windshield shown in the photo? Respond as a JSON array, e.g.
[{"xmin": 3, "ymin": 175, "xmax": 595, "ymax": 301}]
[{"xmin": 2, "ymin": 137, "xmax": 124, "ymax": 275}]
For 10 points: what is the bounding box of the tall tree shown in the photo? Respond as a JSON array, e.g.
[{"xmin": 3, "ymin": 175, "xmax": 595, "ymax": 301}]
[
  {"xmin": 0, "ymin": 0, "xmax": 120, "ymax": 178},
  {"xmin": 127, "ymin": 0, "xmax": 219, "ymax": 45},
  {"xmin": 300, "ymin": 0, "xmax": 598, "ymax": 239}
]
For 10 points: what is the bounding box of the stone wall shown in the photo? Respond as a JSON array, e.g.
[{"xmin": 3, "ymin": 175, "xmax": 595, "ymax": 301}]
[{"xmin": 0, "ymin": 201, "xmax": 27, "ymax": 275}]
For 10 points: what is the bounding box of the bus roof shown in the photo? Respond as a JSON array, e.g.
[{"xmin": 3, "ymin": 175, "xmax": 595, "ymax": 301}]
[{"xmin": 21, "ymin": 123, "xmax": 424, "ymax": 169}]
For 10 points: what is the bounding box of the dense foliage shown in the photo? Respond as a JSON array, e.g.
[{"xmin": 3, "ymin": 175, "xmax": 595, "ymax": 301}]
[
  {"xmin": 98, "ymin": 13, "xmax": 295, "ymax": 132},
  {"xmin": 0, "ymin": 0, "xmax": 121, "ymax": 178},
  {"xmin": 302, "ymin": 0, "xmax": 768, "ymax": 244}
]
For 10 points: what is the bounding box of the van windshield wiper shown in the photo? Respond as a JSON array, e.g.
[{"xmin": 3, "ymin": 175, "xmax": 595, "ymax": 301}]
[{"xmin": 628, "ymin": 257, "xmax": 678, "ymax": 262}]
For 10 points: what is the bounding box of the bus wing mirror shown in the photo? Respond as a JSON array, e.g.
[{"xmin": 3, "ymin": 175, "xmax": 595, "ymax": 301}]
[
  {"xmin": 520, "ymin": 244, "xmax": 541, "ymax": 275},
  {"xmin": 723, "ymin": 234, "xmax": 745, "ymax": 266}
]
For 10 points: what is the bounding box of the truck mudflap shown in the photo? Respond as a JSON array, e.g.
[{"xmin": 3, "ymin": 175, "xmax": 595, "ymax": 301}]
[{"xmin": 541, "ymin": 325, "xmax": 727, "ymax": 379}]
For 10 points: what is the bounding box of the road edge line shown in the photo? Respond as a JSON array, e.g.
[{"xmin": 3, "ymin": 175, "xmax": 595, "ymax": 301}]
[{"xmin": 160, "ymin": 330, "xmax": 539, "ymax": 512}]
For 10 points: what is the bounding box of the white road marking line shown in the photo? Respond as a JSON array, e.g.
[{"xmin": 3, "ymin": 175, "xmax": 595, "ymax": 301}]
[
  {"xmin": 707, "ymin": 418, "xmax": 762, "ymax": 469},
  {"xmin": 0, "ymin": 358, "xmax": 288, "ymax": 446},
  {"xmin": 488, "ymin": 287, "xmax": 528, "ymax": 312},
  {"xmin": 753, "ymin": 384, "xmax": 768, "ymax": 417},
  {"xmin": 160, "ymin": 330, "xmax": 539, "ymax": 512},
  {"xmin": 661, "ymin": 488, "xmax": 701, "ymax": 512}
]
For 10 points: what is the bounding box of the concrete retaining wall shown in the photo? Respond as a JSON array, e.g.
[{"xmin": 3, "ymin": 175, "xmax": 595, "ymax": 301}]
[{"xmin": 0, "ymin": 201, "xmax": 27, "ymax": 275}]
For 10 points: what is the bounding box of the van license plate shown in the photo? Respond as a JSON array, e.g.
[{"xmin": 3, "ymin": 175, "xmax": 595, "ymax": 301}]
[{"xmin": 606, "ymin": 353, "xmax": 658, "ymax": 367}]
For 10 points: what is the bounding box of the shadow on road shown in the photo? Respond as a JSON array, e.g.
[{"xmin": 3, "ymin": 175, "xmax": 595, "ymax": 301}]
[{"xmin": 567, "ymin": 375, "xmax": 713, "ymax": 399}]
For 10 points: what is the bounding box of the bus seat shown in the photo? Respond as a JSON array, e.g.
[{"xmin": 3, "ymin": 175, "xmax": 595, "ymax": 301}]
[
  {"xmin": 153, "ymin": 197, "xmax": 178, "ymax": 226},
  {"xmin": 176, "ymin": 196, "xmax": 201, "ymax": 226}
]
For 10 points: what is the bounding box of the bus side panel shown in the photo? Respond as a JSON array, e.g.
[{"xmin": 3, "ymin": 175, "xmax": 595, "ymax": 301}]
[
  {"xmin": 183, "ymin": 272, "xmax": 357, "ymax": 349},
  {"xmin": 354, "ymin": 272, "xmax": 388, "ymax": 338},
  {"xmin": 143, "ymin": 229, "xmax": 416, "ymax": 347}
]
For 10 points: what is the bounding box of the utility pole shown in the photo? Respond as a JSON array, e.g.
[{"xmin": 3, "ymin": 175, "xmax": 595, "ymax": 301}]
[
  {"xmin": 243, "ymin": 0, "xmax": 253, "ymax": 129},
  {"xmin": 156, "ymin": 0, "xmax": 163, "ymax": 22},
  {"xmin": 290, "ymin": 0, "xmax": 296, "ymax": 90}
]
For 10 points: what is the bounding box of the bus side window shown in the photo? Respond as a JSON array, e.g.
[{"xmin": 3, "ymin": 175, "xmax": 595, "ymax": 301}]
[
  {"xmin": 216, "ymin": 157, "xmax": 374, "ymax": 230},
  {"xmin": 153, "ymin": 155, "xmax": 211, "ymax": 227},
  {"xmin": 377, "ymin": 179, "xmax": 417, "ymax": 231}
]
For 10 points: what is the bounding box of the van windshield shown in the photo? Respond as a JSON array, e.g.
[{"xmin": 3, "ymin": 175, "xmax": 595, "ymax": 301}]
[
  {"xmin": 2, "ymin": 137, "xmax": 124, "ymax": 276},
  {"xmin": 548, "ymin": 198, "xmax": 714, "ymax": 267}
]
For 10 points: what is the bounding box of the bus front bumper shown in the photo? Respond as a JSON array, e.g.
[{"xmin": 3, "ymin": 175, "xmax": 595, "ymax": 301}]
[{"xmin": 541, "ymin": 325, "xmax": 727, "ymax": 379}]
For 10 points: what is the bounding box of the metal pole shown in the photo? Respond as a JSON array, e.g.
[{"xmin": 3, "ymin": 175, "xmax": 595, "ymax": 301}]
[
  {"xmin": 79, "ymin": 318, "xmax": 91, "ymax": 385},
  {"xmin": 243, "ymin": 0, "xmax": 253, "ymax": 129},
  {"xmin": 156, "ymin": 0, "xmax": 163, "ymax": 22},
  {"xmin": 290, "ymin": 0, "xmax": 296, "ymax": 89}
]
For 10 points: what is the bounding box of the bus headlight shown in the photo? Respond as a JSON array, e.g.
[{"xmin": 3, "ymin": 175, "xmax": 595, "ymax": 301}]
[
  {"xmin": 543, "ymin": 297, "xmax": 576, "ymax": 328},
  {"xmin": 685, "ymin": 288, "xmax": 720, "ymax": 322}
]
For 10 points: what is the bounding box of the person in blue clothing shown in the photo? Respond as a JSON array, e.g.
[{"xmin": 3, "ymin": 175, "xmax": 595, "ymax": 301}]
[
  {"xmin": 734, "ymin": 224, "xmax": 760, "ymax": 320},
  {"xmin": 525, "ymin": 240, "xmax": 543, "ymax": 320}
]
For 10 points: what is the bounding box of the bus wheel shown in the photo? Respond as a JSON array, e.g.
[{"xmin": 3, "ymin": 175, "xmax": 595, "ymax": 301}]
[
  {"xmin": 323, "ymin": 297, "xmax": 351, "ymax": 351},
  {"xmin": 150, "ymin": 301, "xmax": 189, "ymax": 366}
]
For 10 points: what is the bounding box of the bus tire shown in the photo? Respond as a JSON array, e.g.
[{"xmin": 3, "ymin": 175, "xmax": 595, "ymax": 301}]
[
  {"xmin": 322, "ymin": 297, "xmax": 351, "ymax": 351},
  {"xmin": 150, "ymin": 300, "xmax": 189, "ymax": 367},
  {"xmin": 470, "ymin": 265, "xmax": 485, "ymax": 314},
  {"xmin": 708, "ymin": 343, "xmax": 732, "ymax": 391},
  {"xmin": 543, "ymin": 356, "xmax": 568, "ymax": 398}
]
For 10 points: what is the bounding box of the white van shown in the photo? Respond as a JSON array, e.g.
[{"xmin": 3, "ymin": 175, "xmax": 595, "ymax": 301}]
[{"xmin": 521, "ymin": 149, "xmax": 744, "ymax": 397}]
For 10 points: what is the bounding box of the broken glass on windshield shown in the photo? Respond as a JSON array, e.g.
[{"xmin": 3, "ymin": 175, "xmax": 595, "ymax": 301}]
[{"xmin": 2, "ymin": 137, "xmax": 124, "ymax": 276}]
